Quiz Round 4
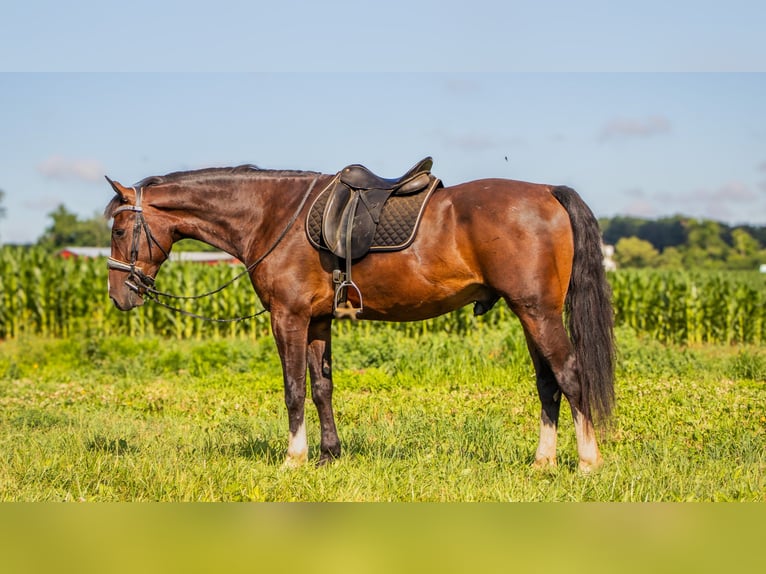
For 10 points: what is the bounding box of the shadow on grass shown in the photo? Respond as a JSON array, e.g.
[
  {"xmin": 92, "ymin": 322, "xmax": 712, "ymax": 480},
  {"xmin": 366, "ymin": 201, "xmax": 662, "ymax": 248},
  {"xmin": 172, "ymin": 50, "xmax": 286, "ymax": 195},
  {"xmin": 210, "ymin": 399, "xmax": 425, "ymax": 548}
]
[
  {"xmin": 11, "ymin": 409, "xmax": 70, "ymax": 431},
  {"xmin": 232, "ymin": 437, "xmax": 284, "ymax": 464},
  {"xmin": 86, "ymin": 435, "xmax": 139, "ymax": 455}
]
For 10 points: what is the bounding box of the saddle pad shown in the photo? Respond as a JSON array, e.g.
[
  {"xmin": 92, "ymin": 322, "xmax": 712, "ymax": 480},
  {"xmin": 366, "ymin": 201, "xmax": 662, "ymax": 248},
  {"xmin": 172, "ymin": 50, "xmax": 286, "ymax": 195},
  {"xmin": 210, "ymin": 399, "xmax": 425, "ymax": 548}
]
[{"xmin": 306, "ymin": 177, "xmax": 442, "ymax": 253}]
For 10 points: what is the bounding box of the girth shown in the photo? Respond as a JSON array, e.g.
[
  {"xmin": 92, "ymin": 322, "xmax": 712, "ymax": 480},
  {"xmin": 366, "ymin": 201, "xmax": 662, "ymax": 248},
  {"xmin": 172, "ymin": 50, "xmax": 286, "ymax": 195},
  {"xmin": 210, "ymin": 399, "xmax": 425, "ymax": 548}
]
[{"xmin": 306, "ymin": 157, "xmax": 442, "ymax": 319}]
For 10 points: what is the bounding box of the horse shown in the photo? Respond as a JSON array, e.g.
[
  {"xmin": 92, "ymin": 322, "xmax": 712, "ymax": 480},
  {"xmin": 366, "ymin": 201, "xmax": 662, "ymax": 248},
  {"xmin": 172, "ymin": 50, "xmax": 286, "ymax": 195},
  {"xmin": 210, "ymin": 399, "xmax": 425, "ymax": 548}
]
[{"xmin": 104, "ymin": 162, "xmax": 615, "ymax": 472}]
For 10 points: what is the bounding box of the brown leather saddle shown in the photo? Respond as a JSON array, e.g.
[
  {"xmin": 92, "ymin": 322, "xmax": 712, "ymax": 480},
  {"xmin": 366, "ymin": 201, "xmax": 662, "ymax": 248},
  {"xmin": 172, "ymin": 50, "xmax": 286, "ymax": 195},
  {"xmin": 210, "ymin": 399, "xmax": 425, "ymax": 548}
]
[{"xmin": 306, "ymin": 157, "xmax": 441, "ymax": 319}]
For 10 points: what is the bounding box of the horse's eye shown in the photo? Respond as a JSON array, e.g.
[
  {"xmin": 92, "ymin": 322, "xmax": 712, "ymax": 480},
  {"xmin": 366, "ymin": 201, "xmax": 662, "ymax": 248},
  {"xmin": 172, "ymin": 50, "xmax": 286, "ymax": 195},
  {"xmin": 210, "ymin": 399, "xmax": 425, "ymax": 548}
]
[{"xmin": 112, "ymin": 228, "xmax": 126, "ymax": 239}]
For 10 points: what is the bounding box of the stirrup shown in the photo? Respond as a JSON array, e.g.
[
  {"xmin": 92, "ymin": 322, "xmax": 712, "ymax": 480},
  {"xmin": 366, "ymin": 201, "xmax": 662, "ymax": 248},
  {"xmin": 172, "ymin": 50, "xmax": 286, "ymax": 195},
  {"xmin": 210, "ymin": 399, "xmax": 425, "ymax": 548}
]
[{"xmin": 333, "ymin": 280, "xmax": 363, "ymax": 320}]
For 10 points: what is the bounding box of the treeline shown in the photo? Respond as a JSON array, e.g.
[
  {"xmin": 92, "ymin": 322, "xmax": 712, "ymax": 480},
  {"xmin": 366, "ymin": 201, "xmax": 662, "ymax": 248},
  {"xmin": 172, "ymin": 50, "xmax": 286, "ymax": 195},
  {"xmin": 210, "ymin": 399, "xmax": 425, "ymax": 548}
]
[{"xmin": 600, "ymin": 215, "xmax": 766, "ymax": 270}]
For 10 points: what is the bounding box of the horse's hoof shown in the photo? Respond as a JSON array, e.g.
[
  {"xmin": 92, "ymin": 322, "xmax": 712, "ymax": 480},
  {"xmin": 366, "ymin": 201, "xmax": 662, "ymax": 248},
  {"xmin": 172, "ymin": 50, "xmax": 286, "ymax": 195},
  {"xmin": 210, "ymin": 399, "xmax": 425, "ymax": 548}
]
[
  {"xmin": 282, "ymin": 453, "xmax": 308, "ymax": 469},
  {"xmin": 578, "ymin": 457, "xmax": 603, "ymax": 474},
  {"xmin": 532, "ymin": 456, "xmax": 557, "ymax": 470}
]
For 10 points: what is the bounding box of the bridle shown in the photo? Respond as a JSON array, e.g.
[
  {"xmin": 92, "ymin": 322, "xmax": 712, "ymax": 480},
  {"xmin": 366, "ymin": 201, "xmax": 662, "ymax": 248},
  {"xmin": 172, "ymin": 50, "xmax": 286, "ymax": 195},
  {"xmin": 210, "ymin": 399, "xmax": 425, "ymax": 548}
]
[
  {"xmin": 106, "ymin": 175, "xmax": 320, "ymax": 322},
  {"xmin": 107, "ymin": 186, "xmax": 169, "ymax": 294}
]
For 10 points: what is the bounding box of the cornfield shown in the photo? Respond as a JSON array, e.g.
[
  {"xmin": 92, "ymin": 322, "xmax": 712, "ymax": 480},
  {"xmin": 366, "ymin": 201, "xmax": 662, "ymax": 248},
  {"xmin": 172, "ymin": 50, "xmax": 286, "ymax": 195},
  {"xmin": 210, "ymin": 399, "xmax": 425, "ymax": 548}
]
[
  {"xmin": 1, "ymin": 246, "xmax": 764, "ymax": 344},
  {"xmin": 610, "ymin": 269, "xmax": 766, "ymax": 345}
]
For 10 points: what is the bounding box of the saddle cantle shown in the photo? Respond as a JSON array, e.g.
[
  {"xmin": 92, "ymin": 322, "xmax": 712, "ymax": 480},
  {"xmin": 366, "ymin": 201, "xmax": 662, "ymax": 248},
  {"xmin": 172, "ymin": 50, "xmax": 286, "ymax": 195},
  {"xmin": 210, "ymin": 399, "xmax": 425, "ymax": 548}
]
[
  {"xmin": 339, "ymin": 156, "xmax": 433, "ymax": 193},
  {"xmin": 305, "ymin": 157, "xmax": 442, "ymax": 319}
]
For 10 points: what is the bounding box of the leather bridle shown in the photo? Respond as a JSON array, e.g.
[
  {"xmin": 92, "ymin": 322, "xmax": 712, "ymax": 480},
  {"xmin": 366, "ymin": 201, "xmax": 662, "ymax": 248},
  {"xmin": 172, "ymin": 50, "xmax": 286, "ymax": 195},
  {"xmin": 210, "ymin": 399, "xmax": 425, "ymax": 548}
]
[{"xmin": 106, "ymin": 186, "xmax": 169, "ymax": 294}]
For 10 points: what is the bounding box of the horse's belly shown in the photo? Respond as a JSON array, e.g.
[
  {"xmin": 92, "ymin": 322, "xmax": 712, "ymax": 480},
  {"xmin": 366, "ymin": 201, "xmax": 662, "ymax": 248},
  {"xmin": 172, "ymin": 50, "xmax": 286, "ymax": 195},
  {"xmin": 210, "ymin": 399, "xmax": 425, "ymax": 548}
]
[{"xmin": 349, "ymin": 253, "xmax": 489, "ymax": 321}]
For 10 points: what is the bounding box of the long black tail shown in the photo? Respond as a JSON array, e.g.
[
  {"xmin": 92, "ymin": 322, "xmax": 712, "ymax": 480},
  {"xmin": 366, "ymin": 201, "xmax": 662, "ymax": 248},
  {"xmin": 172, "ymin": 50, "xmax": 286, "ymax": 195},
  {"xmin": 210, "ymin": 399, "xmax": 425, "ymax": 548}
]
[{"xmin": 551, "ymin": 186, "xmax": 615, "ymax": 424}]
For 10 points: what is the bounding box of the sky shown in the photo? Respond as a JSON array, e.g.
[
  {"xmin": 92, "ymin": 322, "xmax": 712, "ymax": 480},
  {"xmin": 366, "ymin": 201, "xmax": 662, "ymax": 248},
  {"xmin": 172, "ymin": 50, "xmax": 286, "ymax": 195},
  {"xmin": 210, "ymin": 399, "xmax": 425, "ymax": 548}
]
[{"xmin": 1, "ymin": 2, "xmax": 765, "ymax": 244}]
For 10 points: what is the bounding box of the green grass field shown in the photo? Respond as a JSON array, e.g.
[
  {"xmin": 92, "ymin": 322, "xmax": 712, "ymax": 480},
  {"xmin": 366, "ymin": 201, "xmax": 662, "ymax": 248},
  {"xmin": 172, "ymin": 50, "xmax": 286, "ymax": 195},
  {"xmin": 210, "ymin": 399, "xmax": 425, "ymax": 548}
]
[{"xmin": 0, "ymin": 321, "xmax": 764, "ymax": 501}]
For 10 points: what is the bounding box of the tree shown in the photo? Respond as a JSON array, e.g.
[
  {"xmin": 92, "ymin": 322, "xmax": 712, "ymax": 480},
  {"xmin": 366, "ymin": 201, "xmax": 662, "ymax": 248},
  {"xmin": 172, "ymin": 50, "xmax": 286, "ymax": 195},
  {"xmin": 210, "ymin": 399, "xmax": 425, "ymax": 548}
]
[
  {"xmin": 683, "ymin": 219, "xmax": 729, "ymax": 269},
  {"xmin": 657, "ymin": 246, "xmax": 684, "ymax": 270},
  {"xmin": 614, "ymin": 236, "xmax": 660, "ymax": 268},
  {"xmin": 727, "ymin": 228, "xmax": 763, "ymax": 270},
  {"xmin": 37, "ymin": 204, "xmax": 111, "ymax": 251},
  {"xmin": 0, "ymin": 189, "xmax": 5, "ymax": 244}
]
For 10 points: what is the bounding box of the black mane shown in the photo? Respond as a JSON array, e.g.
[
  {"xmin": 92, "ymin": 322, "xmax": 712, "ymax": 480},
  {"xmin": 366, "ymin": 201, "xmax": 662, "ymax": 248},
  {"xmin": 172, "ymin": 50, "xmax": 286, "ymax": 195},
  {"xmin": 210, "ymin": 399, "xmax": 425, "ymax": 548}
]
[
  {"xmin": 105, "ymin": 164, "xmax": 321, "ymax": 218},
  {"xmin": 133, "ymin": 164, "xmax": 319, "ymax": 189}
]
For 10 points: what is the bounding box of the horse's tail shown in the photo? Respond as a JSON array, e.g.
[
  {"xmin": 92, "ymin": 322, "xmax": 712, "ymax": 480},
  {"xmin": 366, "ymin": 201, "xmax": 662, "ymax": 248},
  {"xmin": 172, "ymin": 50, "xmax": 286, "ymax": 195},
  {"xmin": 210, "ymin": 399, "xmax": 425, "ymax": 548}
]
[{"xmin": 551, "ymin": 186, "xmax": 615, "ymax": 424}]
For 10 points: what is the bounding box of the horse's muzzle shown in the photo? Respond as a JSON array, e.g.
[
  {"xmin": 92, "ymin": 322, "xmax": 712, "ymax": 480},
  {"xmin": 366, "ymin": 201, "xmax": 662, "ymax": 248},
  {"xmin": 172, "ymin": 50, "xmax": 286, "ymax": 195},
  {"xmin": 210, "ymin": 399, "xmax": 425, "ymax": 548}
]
[{"xmin": 109, "ymin": 290, "xmax": 144, "ymax": 311}]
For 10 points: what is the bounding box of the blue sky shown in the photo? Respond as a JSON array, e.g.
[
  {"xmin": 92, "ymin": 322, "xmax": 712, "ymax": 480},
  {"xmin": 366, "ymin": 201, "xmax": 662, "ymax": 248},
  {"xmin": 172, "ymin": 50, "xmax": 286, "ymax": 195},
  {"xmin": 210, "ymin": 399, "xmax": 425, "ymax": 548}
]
[{"xmin": 1, "ymin": 2, "xmax": 765, "ymax": 244}]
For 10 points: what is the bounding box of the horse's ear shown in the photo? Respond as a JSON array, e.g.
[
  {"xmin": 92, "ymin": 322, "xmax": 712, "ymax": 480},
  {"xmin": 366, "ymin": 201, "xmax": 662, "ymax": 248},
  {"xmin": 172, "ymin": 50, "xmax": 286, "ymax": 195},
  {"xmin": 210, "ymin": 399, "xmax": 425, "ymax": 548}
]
[{"xmin": 104, "ymin": 176, "xmax": 134, "ymax": 201}]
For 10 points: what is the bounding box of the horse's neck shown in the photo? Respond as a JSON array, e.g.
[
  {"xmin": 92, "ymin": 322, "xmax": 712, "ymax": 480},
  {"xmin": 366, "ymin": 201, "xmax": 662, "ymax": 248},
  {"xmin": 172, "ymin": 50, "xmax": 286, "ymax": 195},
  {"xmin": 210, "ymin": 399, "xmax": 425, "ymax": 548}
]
[{"xmin": 167, "ymin": 176, "xmax": 312, "ymax": 262}]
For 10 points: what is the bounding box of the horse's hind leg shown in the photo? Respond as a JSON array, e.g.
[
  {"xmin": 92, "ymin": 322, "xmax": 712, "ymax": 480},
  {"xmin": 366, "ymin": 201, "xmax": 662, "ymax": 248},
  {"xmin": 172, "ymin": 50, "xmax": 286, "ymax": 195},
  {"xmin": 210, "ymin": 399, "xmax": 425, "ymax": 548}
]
[
  {"xmin": 517, "ymin": 309, "xmax": 603, "ymax": 472},
  {"xmin": 307, "ymin": 319, "xmax": 341, "ymax": 465},
  {"xmin": 523, "ymin": 333, "xmax": 561, "ymax": 468}
]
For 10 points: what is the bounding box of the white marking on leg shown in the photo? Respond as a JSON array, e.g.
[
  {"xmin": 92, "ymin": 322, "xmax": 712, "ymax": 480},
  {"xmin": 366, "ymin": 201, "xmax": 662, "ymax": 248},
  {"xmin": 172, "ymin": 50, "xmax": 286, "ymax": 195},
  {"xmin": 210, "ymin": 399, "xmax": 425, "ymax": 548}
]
[
  {"xmin": 284, "ymin": 419, "xmax": 308, "ymax": 468},
  {"xmin": 572, "ymin": 407, "xmax": 603, "ymax": 472},
  {"xmin": 534, "ymin": 418, "xmax": 558, "ymax": 468}
]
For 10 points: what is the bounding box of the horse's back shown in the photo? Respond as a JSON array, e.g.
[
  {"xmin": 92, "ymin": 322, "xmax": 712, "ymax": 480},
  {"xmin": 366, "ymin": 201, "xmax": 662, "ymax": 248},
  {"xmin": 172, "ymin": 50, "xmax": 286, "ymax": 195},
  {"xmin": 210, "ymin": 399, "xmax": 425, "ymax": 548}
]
[
  {"xmin": 335, "ymin": 177, "xmax": 574, "ymax": 320},
  {"xmin": 427, "ymin": 178, "xmax": 574, "ymax": 252}
]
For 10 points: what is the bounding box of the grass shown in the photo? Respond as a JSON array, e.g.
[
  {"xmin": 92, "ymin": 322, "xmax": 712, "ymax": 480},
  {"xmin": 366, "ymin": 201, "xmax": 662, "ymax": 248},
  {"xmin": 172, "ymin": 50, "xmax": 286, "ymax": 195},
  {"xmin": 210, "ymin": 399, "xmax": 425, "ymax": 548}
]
[{"xmin": 0, "ymin": 322, "xmax": 764, "ymax": 501}]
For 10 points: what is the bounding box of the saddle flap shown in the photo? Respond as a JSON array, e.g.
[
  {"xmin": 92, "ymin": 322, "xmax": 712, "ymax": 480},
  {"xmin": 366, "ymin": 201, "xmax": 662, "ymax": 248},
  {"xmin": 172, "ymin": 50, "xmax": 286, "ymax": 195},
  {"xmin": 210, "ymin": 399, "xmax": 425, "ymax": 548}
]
[
  {"xmin": 321, "ymin": 183, "xmax": 393, "ymax": 260},
  {"xmin": 321, "ymin": 182, "xmax": 351, "ymax": 256}
]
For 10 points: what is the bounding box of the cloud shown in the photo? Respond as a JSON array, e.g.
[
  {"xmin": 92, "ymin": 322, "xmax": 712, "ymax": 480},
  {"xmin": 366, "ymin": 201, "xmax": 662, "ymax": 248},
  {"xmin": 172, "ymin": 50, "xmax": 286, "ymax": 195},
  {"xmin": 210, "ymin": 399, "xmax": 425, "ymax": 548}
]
[
  {"xmin": 22, "ymin": 196, "xmax": 61, "ymax": 212},
  {"xmin": 644, "ymin": 181, "xmax": 762, "ymax": 223},
  {"xmin": 37, "ymin": 155, "xmax": 105, "ymax": 182},
  {"xmin": 441, "ymin": 77, "xmax": 482, "ymax": 96},
  {"xmin": 434, "ymin": 129, "xmax": 524, "ymax": 152},
  {"xmin": 655, "ymin": 181, "xmax": 756, "ymax": 208},
  {"xmin": 623, "ymin": 199, "xmax": 657, "ymax": 218},
  {"xmin": 599, "ymin": 115, "xmax": 671, "ymax": 141},
  {"xmin": 695, "ymin": 181, "xmax": 756, "ymax": 202}
]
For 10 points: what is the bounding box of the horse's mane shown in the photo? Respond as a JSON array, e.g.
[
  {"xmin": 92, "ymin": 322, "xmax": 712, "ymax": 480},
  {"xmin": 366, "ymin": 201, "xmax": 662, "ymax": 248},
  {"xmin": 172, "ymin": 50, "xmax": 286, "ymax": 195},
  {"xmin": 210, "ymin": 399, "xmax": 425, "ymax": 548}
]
[
  {"xmin": 105, "ymin": 164, "xmax": 320, "ymax": 218},
  {"xmin": 135, "ymin": 165, "xmax": 319, "ymax": 188}
]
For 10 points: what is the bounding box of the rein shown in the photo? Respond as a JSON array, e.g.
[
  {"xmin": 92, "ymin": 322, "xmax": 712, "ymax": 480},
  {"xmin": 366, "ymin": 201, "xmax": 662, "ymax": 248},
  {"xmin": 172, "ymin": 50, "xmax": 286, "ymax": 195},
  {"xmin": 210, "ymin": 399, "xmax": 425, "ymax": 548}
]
[{"xmin": 108, "ymin": 176, "xmax": 320, "ymax": 322}]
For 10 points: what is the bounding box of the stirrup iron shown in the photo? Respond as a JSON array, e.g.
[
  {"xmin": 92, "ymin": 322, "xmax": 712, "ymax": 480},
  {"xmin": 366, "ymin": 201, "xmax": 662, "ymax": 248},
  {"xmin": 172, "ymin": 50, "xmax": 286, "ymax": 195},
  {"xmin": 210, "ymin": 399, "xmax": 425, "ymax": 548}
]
[{"xmin": 333, "ymin": 279, "xmax": 363, "ymax": 320}]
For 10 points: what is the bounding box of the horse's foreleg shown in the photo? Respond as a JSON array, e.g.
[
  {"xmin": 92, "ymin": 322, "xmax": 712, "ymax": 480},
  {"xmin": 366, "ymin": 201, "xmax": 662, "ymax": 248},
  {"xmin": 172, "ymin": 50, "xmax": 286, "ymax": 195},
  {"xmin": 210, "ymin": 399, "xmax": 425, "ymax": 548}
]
[
  {"xmin": 308, "ymin": 319, "xmax": 341, "ymax": 464},
  {"xmin": 272, "ymin": 312, "xmax": 310, "ymax": 468}
]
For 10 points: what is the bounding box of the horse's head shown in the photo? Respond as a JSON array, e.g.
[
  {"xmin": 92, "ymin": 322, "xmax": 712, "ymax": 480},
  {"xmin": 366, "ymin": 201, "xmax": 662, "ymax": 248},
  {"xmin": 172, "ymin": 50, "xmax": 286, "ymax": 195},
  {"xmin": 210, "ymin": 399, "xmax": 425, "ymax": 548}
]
[{"xmin": 104, "ymin": 176, "xmax": 173, "ymax": 311}]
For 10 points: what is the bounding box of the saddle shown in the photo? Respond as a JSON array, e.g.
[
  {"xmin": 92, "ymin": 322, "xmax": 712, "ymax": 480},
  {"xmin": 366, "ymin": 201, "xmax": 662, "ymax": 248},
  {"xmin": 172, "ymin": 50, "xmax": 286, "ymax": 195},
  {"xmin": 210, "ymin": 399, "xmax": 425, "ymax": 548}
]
[
  {"xmin": 322, "ymin": 156, "xmax": 434, "ymax": 260},
  {"xmin": 307, "ymin": 157, "xmax": 441, "ymax": 319}
]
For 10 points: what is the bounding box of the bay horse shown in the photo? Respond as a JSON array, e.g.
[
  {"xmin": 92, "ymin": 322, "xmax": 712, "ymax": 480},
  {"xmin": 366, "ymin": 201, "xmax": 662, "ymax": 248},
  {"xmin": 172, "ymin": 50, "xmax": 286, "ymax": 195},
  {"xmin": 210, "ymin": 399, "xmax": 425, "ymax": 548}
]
[{"xmin": 104, "ymin": 162, "xmax": 614, "ymax": 472}]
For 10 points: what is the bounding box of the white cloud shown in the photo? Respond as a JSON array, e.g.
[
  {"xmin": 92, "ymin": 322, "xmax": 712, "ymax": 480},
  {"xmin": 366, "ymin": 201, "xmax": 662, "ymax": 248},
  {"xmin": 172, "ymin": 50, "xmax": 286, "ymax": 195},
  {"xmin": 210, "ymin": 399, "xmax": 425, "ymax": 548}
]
[
  {"xmin": 433, "ymin": 129, "xmax": 524, "ymax": 152},
  {"xmin": 599, "ymin": 116, "xmax": 671, "ymax": 141},
  {"xmin": 21, "ymin": 196, "xmax": 61, "ymax": 212},
  {"xmin": 643, "ymin": 181, "xmax": 762, "ymax": 223},
  {"xmin": 37, "ymin": 155, "xmax": 105, "ymax": 182},
  {"xmin": 682, "ymin": 181, "xmax": 756, "ymax": 203},
  {"xmin": 441, "ymin": 77, "xmax": 482, "ymax": 96},
  {"xmin": 623, "ymin": 199, "xmax": 657, "ymax": 218}
]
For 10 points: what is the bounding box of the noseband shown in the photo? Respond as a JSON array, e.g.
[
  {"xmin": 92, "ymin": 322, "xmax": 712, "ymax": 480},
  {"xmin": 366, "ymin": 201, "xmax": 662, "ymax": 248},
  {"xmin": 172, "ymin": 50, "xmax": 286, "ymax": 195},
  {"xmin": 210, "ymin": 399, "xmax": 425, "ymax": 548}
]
[{"xmin": 107, "ymin": 186, "xmax": 169, "ymax": 294}]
